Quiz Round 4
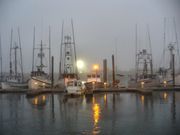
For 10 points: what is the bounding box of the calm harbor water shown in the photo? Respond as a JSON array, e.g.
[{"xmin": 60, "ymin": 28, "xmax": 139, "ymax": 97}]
[{"xmin": 0, "ymin": 92, "xmax": 180, "ymax": 135}]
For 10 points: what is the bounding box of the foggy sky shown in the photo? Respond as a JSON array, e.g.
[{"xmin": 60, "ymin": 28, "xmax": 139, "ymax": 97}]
[{"xmin": 0, "ymin": 0, "xmax": 179, "ymax": 73}]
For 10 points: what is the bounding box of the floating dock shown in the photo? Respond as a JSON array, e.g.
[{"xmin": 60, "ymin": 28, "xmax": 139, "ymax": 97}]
[{"xmin": 1, "ymin": 87, "xmax": 180, "ymax": 97}]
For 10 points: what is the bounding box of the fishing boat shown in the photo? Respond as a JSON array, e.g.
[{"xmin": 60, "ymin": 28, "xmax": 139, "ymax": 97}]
[
  {"xmin": 28, "ymin": 27, "xmax": 51, "ymax": 89},
  {"xmin": 158, "ymin": 18, "xmax": 180, "ymax": 86},
  {"xmin": 128, "ymin": 25, "xmax": 158, "ymax": 88},
  {"xmin": 1, "ymin": 29, "xmax": 28, "ymax": 90},
  {"xmin": 85, "ymin": 73, "xmax": 104, "ymax": 90},
  {"xmin": 66, "ymin": 80, "xmax": 84, "ymax": 95},
  {"xmin": 59, "ymin": 20, "xmax": 82, "ymax": 94}
]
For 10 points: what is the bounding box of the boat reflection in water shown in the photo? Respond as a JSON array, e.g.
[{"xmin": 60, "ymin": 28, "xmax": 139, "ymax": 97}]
[
  {"xmin": 28, "ymin": 95, "xmax": 49, "ymax": 106},
  {"xmin": 0, "ymin": 92, "xmax": 180, "ymax": 135}
]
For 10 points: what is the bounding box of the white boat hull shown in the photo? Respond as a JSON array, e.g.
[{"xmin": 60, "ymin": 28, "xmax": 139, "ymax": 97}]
[
  {"xmin": 66, "ymin": 86, "xmax": 84, "ymax": 95},
  {"xmin": 28, "ymin": 77, "xmax": 51, "ymax": 89},
  {"xmin": 1, "ymin": 82, "xmax": 28, "ymax": 90}
]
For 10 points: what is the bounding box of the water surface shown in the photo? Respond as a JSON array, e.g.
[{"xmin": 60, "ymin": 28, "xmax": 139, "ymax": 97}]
[{"xmin": 0, "ymin": 92, "xmax": 180, "ymax": 135}]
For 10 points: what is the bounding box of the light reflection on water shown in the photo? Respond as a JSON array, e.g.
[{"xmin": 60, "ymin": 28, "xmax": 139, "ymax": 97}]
[{"xmin": 0, "ymin": 92, "xmax": 180, "ymax": 135}]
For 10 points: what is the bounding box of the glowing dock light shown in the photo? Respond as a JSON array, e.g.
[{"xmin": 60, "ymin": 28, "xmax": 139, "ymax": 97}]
[
  {"xmin": 42, "ymin": 95, "xmax": 46, "ymax": 101},
  {"xmin": 77, "ymin": 60, "xmax": 85, "ymax": 72},
  {"xmin": 163, "ymin": 92, "xmax": 168, "ymax": 99},
  {"xmin": 163, "ymin": 80, "xmax": 167, "ymax": 87},
  {"xmin": 93, "ymin": 64, "xmax": 99, "ymax": 71},
  {"xmin": 34, "ymin": 82, "xmax": 38, "ymax": 85},
  {"xmin": 141, "ymin": 81, "xmax": 144, "ymax": 88},
  {"xmin": 104, "ymin": 82, "xmax": 107, "ymax": 89}
]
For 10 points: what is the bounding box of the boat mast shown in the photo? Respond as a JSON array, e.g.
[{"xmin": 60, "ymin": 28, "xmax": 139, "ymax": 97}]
[
  {"xmin": 0, "ymin": 34, "xmax": 2, "ymax": 80},
  {"xmin": 59, "ymin": 21, "xmax": 64, "ymax": 79},
  {"xmin": 32, "ymin": 26, "xmax": 35, "ymax": 72},
  {"xmin": 10, "ymin": 29, "xmax": 13, "ymax": 77},
  {"xmin": 39, "ymin": 40, "xmax": 44, "ymax": 72},
  {"xmin": 173, "ymin": 17, "xmax": 180, "ymax": 72},
  {"xmin": 14, "ymin": 43, "xmax": 18, "ymax": 78},
  {"xmin": 162, "ymin": 18, "xmax": 166, "ymax": 68},
  {"xmin": 147, "ymin": 24, "xmax": 153, "ymax": 76},
  {"xmin": 71, "ymin": 19, "xmax": 78, "ymax": 79},
  {"xmin": 18, "ymin": 28, "xmax": 24, "ymax": 81},
  {"xmin": 135, "ymin": 24, "xmax": 138, "ymax": 82},
  {"xmin": 49, "ymin": 26, "xmax": 51, "ymax": 77}
]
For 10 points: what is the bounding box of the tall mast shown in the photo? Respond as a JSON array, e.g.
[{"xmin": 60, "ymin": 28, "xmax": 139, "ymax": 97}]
[
  {"xmin": 49, "ymin": 26, "xmax": 51, "ymax": 77},
  {"xmin": 0, "ymin": 34, "xmax": 2, "ymax": 80},
  {"xmin": 173, "ymin": 17, "xmax": 180, "ymax": 71},
  {"xmin": 147, "ymin": 24, "xmax": 153, "ymax": 76},
  {"xmin": 18, "ymin": 28, "xmax": 24, "ymax": 81},
  {"xmin": 32, "ymin": 26, "xmax": 35, "ymax": 72},
  {"xmin": 163, "ymin": 18, "xmax": 166, "ymax": 68},
  {"xmin": 10, "ymin": 29, "xmax": 13, "ymax": 77},
  {"xmin": 71, "ymin": 19, "xmax": 78, "ymax": 78},
  {"xmin": 135, "ymin": 24, "xmax": 138, "ymax": 81},
  {"xmin": 59, "ymin": 21, "xmax": 64, "ymax": 79},
  {"xmin": 40, "ymin": 40, "xmax": 43, "ymax": 71},
  {"xmin": 14, "ymin": 43, "xmax": 18, "ymax": 78}
]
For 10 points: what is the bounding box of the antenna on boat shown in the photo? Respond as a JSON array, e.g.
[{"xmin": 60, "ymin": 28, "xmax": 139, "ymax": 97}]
[
  {"xmin": 0, "ymin": 34, "xmax": 2, "ymax": 80},
  {"xmin": 49, "ymin": 25, "xmax": 51, "ymax": 78},
  {"xmin": 10, "ymin": 29, "xmax": 13, "ymax": 77},
  {"xmin": 18, "ymin": 27, "xmax": 24, "ymax": 82},
  {"xmin": 59, "ymin": 21, "xmax": 64, "ymax": 79},
  {"xmin": 71, "ymin": 19, "xmax": 78, "ymax": 79},
  {"xmin": 32, "ymin": 26, "xmax": 35, "ymax": 72}
]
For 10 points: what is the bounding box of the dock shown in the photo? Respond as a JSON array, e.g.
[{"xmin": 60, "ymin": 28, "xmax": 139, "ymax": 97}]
[
  {"xmin": 1, "ymin": 87, "xmax": 180, "ymax": 97},
  {"xmin": 93, "ymin": 88, "xmax": 153, "ymax": 94}
]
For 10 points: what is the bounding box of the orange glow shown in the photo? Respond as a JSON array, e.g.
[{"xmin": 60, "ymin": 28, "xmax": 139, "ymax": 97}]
[
  {"xmin": 93, "ymin": 64, "xmax": 99, "ymax": 71},
  {"xmin": 93, "ymin": 96, "xmax": 95, "ymax": 104},
  {"xmin": 141, "ymin": 95, "xmax": 144, "ymax": 102},
  {"xmin": 34, "ymin": 97, "xmax": 38, "ymax": 105},
  {"xmin": 104, "ymin": 94, "xmax": 107, "ymax": 102},
  {"xmin": 93, "ymin": 103, "xmax": 100, "ymax": 125},
  {"xmin": 42, "ymin": 95, "xmax": 46, "ymax": 101}
]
